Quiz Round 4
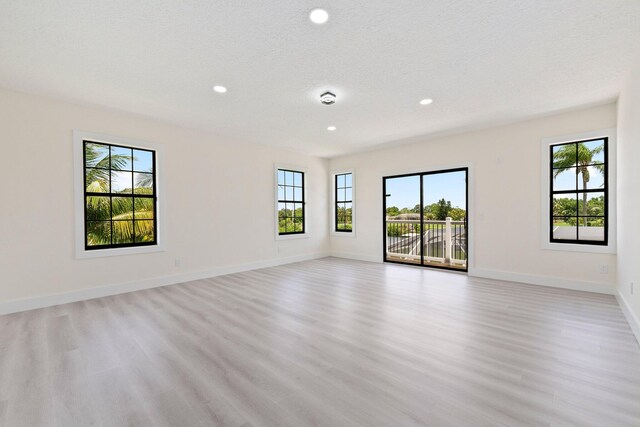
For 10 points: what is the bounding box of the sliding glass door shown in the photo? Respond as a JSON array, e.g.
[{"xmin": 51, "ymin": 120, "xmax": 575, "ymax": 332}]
[{"xmin": 383, "ymin": 168, "xmax": 468, "ymax": 271}]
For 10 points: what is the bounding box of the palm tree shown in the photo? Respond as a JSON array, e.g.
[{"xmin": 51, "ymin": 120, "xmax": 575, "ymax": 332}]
[
  {"xmin": 85, "ymin": 143, "xmax": 155, "ymax": 245},
  {"xmin": 552, "ymin": 142, "xmax": 604, "ymax": 217},
  {"xmin": 85, "ymin": 143, "xmax": 128, "ymax": 190}
]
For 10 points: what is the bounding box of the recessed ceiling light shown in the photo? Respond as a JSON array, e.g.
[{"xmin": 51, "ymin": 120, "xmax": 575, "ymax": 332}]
[
  {"xmin": 327, "ymin": 126, "xmax": 336, "ymax": 131},
  {"xmin": 213, "ymin": 85, "xmax": 227, "ymax": 93},
  {"xmin": 420, "ymin": 98, "xmax": 433, "ymax": 105},
  {"xmin": 309, "ymin": 8, "xmax": 329, "ymax": 24}
]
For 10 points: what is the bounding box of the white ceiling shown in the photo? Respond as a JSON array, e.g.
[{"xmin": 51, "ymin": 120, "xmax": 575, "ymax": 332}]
[{"xmin": 1, "ymin": 1, "xmax": 639, "ymax": 158}]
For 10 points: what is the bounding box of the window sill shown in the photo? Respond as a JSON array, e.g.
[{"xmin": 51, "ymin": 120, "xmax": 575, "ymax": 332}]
[
  {"xmin": 76, "ymin": 244, "xmax": 165, "ymax": 259},
  {"xmin": 541, "ymin": 241, "xmax": 615, "ymax": 254},
  {"xmin": 330, "ymin": 231, "xmax": 356, "ymax": 238},
  {"xmin": 275, "ymin": 233, "xmax": 309, "ymax": 241}
]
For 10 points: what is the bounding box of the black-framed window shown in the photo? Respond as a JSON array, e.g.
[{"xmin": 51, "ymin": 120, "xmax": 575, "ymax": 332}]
[
  {"xmin": 335, "ymin": 173, "xmax": 353, "ymax": 232},
  {"xmin": 277, "ymin": 169, "xmax": 305, "ymax": 235},
  {"xmin": 550, "ymin": 137, "xmax": 607, "ymax": 245},
  {"xmin": 83, "ymin": 140, "xmax": 157, "ymax": 249}
]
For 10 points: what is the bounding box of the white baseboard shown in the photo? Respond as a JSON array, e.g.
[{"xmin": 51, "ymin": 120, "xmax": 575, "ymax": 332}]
[
  {"xmin": 330, "ymin": 251, "xmax": 382, "ymax": 263},
  {"xmin": 469, "ymin": 267, "xmax": 615, "ymax": 295},
  {"xmin": 0, "ymin": 252, "xmax": 329, "ymax": 316},
  {"xmin": 616, "ymin": 291, "xmax": 640, "ymax": 346},
  {"xmin": 330, "ymin": 251, "xmax": 615, "ymax": 295}
]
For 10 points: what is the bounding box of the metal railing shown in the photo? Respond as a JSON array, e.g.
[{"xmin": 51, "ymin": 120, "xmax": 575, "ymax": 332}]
[{"xmin": 385, "ymin": 217, "xmax": 467, "ymax": 266}]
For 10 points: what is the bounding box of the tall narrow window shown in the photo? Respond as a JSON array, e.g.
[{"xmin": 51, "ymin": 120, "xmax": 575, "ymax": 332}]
[
  {"xmin": 335, "ymin": 173, "xmax": 353, "ymax": 232},
  {"xmin": 277, "ymin": 169, "xmax": 305, "ymax": 235},
  {"xmin": 83, "ymin": 140, "xmax": 157, "ymax": 249},
  {"xmin": 550, "ymin": 138, "xmax": 607, "ymax": 245}
]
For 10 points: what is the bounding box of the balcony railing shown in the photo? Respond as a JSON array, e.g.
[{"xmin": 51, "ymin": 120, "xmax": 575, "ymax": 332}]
[{"xmin": 385, "ymin": 217, "xmax": 467, "ymax": 268}]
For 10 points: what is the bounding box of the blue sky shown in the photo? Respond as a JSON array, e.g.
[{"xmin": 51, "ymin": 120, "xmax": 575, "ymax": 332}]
[
  {"xmin": 385, "ymin": 170, "xmax": 467, "ymax": 210},
  {"xmin": 106, "ymin": 147, "xmax": 154, "ymax": 191},
  {"xmin": 553, "ymin": 166, "xmax": 604, "ymax": 191}
]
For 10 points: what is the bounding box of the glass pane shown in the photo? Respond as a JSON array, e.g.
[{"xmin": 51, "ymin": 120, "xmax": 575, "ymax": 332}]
[
  {"xmin": 85, "ymin": 143, "xmax": 110, "ymax": 168},
  {"xmin": 423, "ymin": 170, "xmax": 467, "ymax": 220},
  {"xmin": 337, "ymin": 188, "xmax": 346, "ymax": 202},
  {"xmin": 277, "ymin": 169, "xmax": 285, "ymax": 186},
  {"xmin": 552, "ymin": 143, "xmax": 577, "ymax": 168},
  {"xmin": 284, "ymin": 186, "xmax": 292, "ymax": 201},
  {"xmin": 294, "ymin": 172, "xmax": 302, "ymax": 187},
  {"xmin": 113, "ymin": 220, "xmax": 134, "ymax": 244},
  {"xmin": 577, "ymin": 192, "xmax": 605, "ymax": 217},
  {"xmin": 286, "ymin": 218, "xmax": 294, "ymax": 233},
  {"xmin": 112, "ymin": 197, "xmax": 133, "ymax": 220},
  {"xmin": 134, "ymin": 173, "xmax": 154, "ymax": 194},
  {"xmin": 134, "ymin": 220, "xmax": 155, "ymax": 243},
  {"xmin": 110, "ymin": 146, "xmax": 133, "ymax": 171},
  {"xmin": 294, "ymin": 187, "xmax": 303, "ymax": 201},
  {"xmin": 345, "ymin": 173, "xmax": 352, "ymax": 187},
  {"xmin": 552, "ymin": 217, "xmax": 576, "ymax": 240},
  {"xmin": 86, "ymin": 221, "xmax": 111, "ymax": 246},
  {"xmin": 337, "ymin": 222, "xmax": 351, "ymax": 231},
  {"xmin": 552, "ymin": 167, "xmax": 576, "ymax": 191},
  {"xmin": 345, "ymin": 188, "xmax": 352, "ymax": 201},
  {"xmin": 578, "ymin": 217, "xmax": 605, "ymax": 241},
  {"xmin": 134, "ymin": 198, "xmax": 154, "ymax": 219},
  {"xmin": 285, "ymin": 203, "xmax": 294, "ymax": 216},
  {"xmin": 278, "ymin": 203, "xmax": 286, "ymax": 218},
  {"xmin": 386, "ymin": 175, "xmax": 420, "ymax": 218},
  {"xmin": 85, "ymin": 168, "xmax": 110, "ymax": 192},
  {"xmin": 553, "ymin": 194, "xmax": 577, "ymax": 217},
  {"xmin": 293, "ymin": 218, "xmax": 303, "ymax": 232},
  {"xmin": 294, "ymin": 203, "xmax": 303, "ymax": 218},
  {"xmin": 111, "ymin": 171, "xmax": 133, "ymax": 193},
  {"xmin": 344, "ymin": 202, "xmax": 353, "ymax": 230},
  {"xmin": 278, "ymin": 185, "xmax": 284, "ymax": 200},
  {"xmin": 337, "ymin": 174, "xmax": 345, "ymax": 188},
  {"xmin": 285, "ymin": 171, "xmax": 294, "ymax": 186},
  {"xmin": 580, "ymin": 139, "xmax": 605, "ymax": 165},
  {"xmin": 133, "ymin": 149, "xmax": 154, "ymax": 173},
  {"xmin": 86, "ymin": 196, "xmax": 111, "ymax": 220},
  {"xmin": 345, "ymin": 202, "xmax": 352, "ymax": 216},
  {"xmin": 577, "ymin": 166, "xmax": 605, "ymax": 190}
]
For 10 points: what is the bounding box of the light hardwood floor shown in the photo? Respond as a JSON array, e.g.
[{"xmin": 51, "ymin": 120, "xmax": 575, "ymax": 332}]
[{"xmin": 1, "ymin": 257, "xmax": 639, "ymax": 426}]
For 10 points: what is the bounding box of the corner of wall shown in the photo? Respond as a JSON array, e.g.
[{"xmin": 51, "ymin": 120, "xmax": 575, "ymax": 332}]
[{"xmin": 615, "ymin": 58, "xmax": 640, "ymax": 346}]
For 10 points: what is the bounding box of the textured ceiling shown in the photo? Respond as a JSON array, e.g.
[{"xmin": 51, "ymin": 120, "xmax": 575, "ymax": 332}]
[{"xmin": 1, "ymin": 1, "xmax": 639, "ymax": 157}]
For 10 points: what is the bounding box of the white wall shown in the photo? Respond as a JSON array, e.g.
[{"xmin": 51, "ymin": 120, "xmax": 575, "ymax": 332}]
[
  {"xmin": 0, "ymin": 88, "xmax": 329, "ymax": 310},
  {"xmin": 617, "ymin": 62, "xmax": 640, "ymax": 340},
  {"xmin": 329, "ymin": 104, "xmax": 618, "ymax": 294},
  {"xmin": 0, "ymin": 86, "xmax": 626, "ymax": 314}
]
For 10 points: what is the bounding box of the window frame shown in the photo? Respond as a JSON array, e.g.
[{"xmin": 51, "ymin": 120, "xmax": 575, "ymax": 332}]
[
  {"xmin": 331, "ymin": 170, "xmax": 356, "ymax": 236},
  {"xmin": 74, "ymin": 131, "xmax": 165, "ymax": 259},
  {"xmin": 540, "ymin": 128, "xmax": 616, "ymax": 254},
  {"xmin": 274, "ymin": 165, "xmax": 308, "ymax": 240}
]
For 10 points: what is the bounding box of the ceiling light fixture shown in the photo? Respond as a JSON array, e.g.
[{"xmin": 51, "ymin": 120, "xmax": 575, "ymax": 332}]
[
  {"xmin": 320, "ymin": 91, "xmax": 336, "ymax": 105},
  {"xmin": 420, "ymin": 98, "xmax": 433, "ymax": 105},
  {"xmin": 213, "ymin": 85, "xmax": 227, "ymax": 93},
  {"xmin": 327, "ymin": 126, "xmax": 336, "ymax": 131},
  {"xmin": 309, "ymin": 8, "xmax": 329, "ymax": 24}
]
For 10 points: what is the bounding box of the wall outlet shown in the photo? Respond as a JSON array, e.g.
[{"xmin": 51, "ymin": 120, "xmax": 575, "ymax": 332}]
[
  {"xmin": 598, "ymin": 264, "xmax": 608, "ymax": 274},
  {"xmin": 631, "ymin": 282, "xmax": 634, "ymax": 295},
  {"xmin": 175, "ymin": 258, "xmax": 182, "ymax": 268}
]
